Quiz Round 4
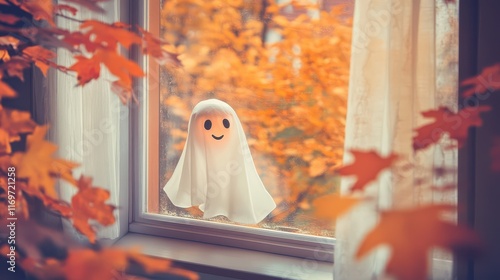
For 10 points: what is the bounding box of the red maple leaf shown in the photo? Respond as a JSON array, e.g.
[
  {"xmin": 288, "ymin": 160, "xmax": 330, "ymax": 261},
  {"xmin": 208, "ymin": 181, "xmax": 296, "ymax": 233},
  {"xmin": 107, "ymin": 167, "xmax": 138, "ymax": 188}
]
[
  {"xmin": 356, "ymin": 205, "xmax": 481, "ymax": 280},
  {"xmin": 413, "ymin": 106, "xmax": 491, "ymax": 150},
  {"xmin": 338, "ymin": 150, "xmax": 398, "ymax": 192},
  {"xmin": 71, "ymin": 176, "xmax": 115, "ymax": 243},
  {"xmin": 461, "ymin": 63, "xmax": 500, "ymax": 98},
  {"xmin": 79, "ymin": 20, "xmax": 142, "ymax": 52}
]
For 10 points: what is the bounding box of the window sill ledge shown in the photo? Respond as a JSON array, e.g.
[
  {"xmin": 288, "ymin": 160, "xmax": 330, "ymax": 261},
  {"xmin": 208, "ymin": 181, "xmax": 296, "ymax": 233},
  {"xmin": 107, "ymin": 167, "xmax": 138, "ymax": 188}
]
[{"xmin": 114, "ymin": 233, "xmax": 334, "ymax": 280}]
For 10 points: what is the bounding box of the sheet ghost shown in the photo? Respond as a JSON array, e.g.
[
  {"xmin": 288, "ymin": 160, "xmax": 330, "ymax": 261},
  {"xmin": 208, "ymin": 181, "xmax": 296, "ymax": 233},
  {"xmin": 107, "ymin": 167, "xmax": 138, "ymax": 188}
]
[{"xmin": 164, "ymin": 99, "xmax": 276, "ymax": 224}]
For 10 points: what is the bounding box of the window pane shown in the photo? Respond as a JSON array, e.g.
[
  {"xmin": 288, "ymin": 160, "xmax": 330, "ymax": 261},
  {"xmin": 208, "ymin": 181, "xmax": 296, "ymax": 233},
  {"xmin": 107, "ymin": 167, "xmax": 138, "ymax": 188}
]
[{"xmin": 156, "ymin": 0, "xmax": 354, "ymax": 237}]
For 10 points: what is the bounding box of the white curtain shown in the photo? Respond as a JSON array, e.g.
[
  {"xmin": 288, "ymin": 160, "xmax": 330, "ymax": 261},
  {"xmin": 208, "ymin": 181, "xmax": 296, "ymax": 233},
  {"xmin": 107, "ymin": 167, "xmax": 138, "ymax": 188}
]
[
  {"xmin": 334, "ymin": 0, "xmax": 458, "ymax": 279},
  {"xmin": 48, "ymin": 0, "xmax": 129, "ymax": 241}
]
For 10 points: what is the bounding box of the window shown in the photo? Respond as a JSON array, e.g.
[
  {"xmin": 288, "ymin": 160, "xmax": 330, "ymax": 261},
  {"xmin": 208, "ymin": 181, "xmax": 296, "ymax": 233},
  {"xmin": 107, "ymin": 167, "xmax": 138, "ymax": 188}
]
[
  {"xmin": 156, "ymin": 0, "xmax": 353, "ymax": 238},
  {"xmin": 131, "ymin": 0, "xmax": 459, "ymax": 261}
]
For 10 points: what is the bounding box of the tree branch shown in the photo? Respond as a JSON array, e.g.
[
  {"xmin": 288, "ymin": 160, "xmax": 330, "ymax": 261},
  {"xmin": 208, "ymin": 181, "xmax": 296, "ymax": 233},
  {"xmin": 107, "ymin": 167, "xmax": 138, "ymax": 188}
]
[{"xmin": 55, "ymin": 13, "xmax": 85, "ymax": 24}]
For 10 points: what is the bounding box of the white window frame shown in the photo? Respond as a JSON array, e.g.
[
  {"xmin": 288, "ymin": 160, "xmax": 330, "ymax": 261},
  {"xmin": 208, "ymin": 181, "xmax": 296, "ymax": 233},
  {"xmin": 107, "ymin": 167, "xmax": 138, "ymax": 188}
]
[{"xmin": 127, "ymin": 0, "xmax": 335, "ymax": 262}]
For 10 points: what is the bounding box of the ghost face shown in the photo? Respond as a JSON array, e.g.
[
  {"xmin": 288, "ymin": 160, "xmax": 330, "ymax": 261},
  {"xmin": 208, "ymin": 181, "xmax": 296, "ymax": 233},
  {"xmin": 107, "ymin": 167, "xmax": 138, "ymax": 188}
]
[{"xmin": 193, "ymin": 113, "xmax": 234, "ymax": 150}]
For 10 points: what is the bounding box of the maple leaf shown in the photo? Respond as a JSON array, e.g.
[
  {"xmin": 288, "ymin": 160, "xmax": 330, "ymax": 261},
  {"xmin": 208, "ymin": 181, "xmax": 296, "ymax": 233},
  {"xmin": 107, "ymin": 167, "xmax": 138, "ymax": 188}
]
[
  {"xmin": 70, "ymin": 50, "xmax": 143, "ymax": 87},
  {"xmin": 1, "ymin": 57, "xmax": 31, "ymax": 81},
  {"xmin": 339, "ymin": 150, "xmax": 398, "ymax": 192},
  {"xmin": 139, "ymin": 28, "xmax": 182, "ymax": 67},
  {"xmin": 100, "ymin": 50, "xmax": 144, "ymax": 89},
  {"xmin": 79, "ymin": 20, "xmax": 142, "ymax": 52},
  {"xmin": 62, "ymin": 31, "xmax": 94, "ymax": 51},
  {"xmin": 11, "ymin": 126, "xmax": 79, "ymax": 198},
  {"xmin": 0, "ymin": 108, "xmax": 37, "ymax": 154},
  {"xmin": 71, "ymin": 176, "xmax": 115, "ymax": 243},
  {"xmin": 23, "ymin": 46, "xmax": 56, "ymax": 76},
  {"xmin": 69, "ymin": 54, "xmax": 101, "ymax": 86},
  {"xmin": 313, "ymin": 194, "xmax": 360, "ymax": 221},
  {"xmin": 21, "ymin": 0, "xmax": 55, "ymax": 25},
  {"xmin": 461, "ymin": 63, "xmax": 500, "ymax": 97},
  {"xmin": 356, "ymin": 205, "xmax": 481, "ymax": 280},
  {"xmin": 413, "ymin": 106, "xmax": 491, "ymax": 150}
]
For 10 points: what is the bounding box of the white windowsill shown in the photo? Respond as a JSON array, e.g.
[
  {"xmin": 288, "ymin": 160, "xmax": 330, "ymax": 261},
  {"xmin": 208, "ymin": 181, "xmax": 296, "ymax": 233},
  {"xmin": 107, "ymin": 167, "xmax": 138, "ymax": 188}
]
[{"xmin": 115, "ymin": 233, "xmax": 334, "ymax": 280}]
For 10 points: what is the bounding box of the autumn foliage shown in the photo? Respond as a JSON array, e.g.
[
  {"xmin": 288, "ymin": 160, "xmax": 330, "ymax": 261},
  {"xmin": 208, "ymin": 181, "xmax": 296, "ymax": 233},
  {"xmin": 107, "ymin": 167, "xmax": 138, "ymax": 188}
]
[
  {"xmin": 159, "ymin": 0, "xmax": 352, "ymax": 235},
  {"xmin": 0, "ymin": 0, "xmax": 495, "ymax": 279},
  {"xmin": 0, "ymin": 0, "xmax": 194, "ymax": 279}
]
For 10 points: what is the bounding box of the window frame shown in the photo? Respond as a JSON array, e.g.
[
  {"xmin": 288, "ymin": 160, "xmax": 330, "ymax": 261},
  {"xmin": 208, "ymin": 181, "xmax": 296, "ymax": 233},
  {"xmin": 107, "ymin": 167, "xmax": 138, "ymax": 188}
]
[{"xmin": 128, "ymin": 0, "xmax": 335, "ymax": 262}]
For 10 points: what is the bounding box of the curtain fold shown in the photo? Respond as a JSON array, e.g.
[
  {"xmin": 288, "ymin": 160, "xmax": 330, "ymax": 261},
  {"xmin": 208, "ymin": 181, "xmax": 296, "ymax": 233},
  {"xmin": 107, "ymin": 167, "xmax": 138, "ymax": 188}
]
[
  {"xmin": 47, "ymin": 0, "xmax": 129, "ymax": 241},
  {"xmin": 334, "ymin": 0, "xmax": 458, "ymax": 279}
]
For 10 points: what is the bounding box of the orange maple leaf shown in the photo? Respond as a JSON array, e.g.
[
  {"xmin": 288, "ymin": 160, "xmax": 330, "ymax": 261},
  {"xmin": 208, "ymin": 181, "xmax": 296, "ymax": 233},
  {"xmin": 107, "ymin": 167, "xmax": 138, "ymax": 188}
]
[
  {"xmin": 23, "ymin": 46, "xmax": 56, "ymax": 76},
  {"xmin": 0, "ymin": 109, "xmax": 37, "ymax": 154},
  {"xmin": 79, "ymin": 20, "xmax": 142, "ymax": 52},
  {"xmin": 100, "ymin": 50, "xmax": 144, "ymax": 88},
  {"xmin": 313, "ymin": 194, "xmax": 360, "ymax": 221},
  {"xmin": 69, "ymin": 50, "xmax": 144, "ymax": 102},
  {"xmin": 71, "ymin": 176, "xmax": 115, "ymax": 243},
  {"xmin": 356, "ymin": 205, "xmax": 481, "ymax": 280},
  {"xmin": 21, "ymin": 0, "xmax": 54, "ymax": 25},
  {"xmin": 69, "ymin": 54, "xmax": 101, "ymax": 86},
  {"xmin": 461, "ymin": 63, "xmax": 500, "ymax": 97},
  {"xmin": 339, "ymin": 150, "xmax": 398, "ymax": 192},
  {"xmin": 11, "ymin": 126, "xmax": 79, "ymax": 198},
  {"xmin": 413, "ymin": 106, "xmax": 491, "ymax": 150},
  {"xmin": 139, "ymin": 28, "xmax": 182, "ymax": 67}
]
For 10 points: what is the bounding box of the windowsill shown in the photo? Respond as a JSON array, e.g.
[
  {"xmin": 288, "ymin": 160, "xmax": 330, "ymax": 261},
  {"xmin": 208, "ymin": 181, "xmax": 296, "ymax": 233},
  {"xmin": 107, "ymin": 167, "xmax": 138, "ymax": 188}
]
[{"xmin": 115, "ymin": 233, "xmax": 334, "ymax": 280}]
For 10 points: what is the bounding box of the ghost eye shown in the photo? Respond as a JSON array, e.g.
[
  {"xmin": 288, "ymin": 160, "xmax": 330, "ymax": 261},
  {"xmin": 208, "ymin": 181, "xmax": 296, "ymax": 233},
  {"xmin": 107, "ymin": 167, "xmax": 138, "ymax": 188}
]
[
  {"xmin": 204, "ymin": 120, "xmax": 212, "ymax": 130},
  {"xmin": 223, "ymin": 119, "xmax": 230, "ymax": 128}
]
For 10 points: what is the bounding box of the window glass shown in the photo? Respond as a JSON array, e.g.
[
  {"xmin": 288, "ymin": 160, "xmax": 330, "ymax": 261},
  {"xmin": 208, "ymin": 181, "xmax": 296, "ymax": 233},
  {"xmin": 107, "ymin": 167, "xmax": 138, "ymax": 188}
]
[{"xmin": 157, "ymin": 0, "xmax": 354, "ymax": 237}]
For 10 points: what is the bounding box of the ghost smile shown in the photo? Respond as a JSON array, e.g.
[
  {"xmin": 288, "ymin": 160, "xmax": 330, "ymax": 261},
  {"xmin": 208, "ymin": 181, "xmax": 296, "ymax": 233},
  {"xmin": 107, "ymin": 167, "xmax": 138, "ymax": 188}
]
[{"xmin": 212, "ymin": 134, "xmax": 224, "ymax": 140}]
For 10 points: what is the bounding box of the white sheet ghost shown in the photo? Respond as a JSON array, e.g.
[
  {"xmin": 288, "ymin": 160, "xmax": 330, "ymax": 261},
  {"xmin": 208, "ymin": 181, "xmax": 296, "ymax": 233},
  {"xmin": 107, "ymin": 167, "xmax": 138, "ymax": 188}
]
[{"xmin": 164, "ymin": 99, "xmax": 276, "ymax": 224}]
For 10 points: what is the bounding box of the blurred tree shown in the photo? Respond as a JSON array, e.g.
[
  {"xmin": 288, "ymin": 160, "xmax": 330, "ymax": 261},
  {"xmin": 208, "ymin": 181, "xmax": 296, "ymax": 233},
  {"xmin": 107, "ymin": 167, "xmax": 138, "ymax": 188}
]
[{"xmin": 159, "ymin": 0, "xmax": 352, "ymax": 235}]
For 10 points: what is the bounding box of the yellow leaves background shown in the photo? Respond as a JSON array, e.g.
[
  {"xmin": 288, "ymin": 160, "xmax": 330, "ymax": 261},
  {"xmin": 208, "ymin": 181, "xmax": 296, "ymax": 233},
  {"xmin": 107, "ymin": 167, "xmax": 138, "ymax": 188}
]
[{"xmin": 158, "ymin": 0, "xmax": 352, "ymax": 236}]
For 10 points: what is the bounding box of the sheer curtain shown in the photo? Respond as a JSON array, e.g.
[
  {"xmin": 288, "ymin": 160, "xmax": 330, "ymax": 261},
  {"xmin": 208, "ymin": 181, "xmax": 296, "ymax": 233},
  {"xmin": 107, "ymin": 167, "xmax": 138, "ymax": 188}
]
[
  {"xmin": 39, "ymin": 1, "xmax": 130, "ymax": 241},
  {"xmin": 334, "ymin": 0, "xmax": 458, "ymax": 279}
]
